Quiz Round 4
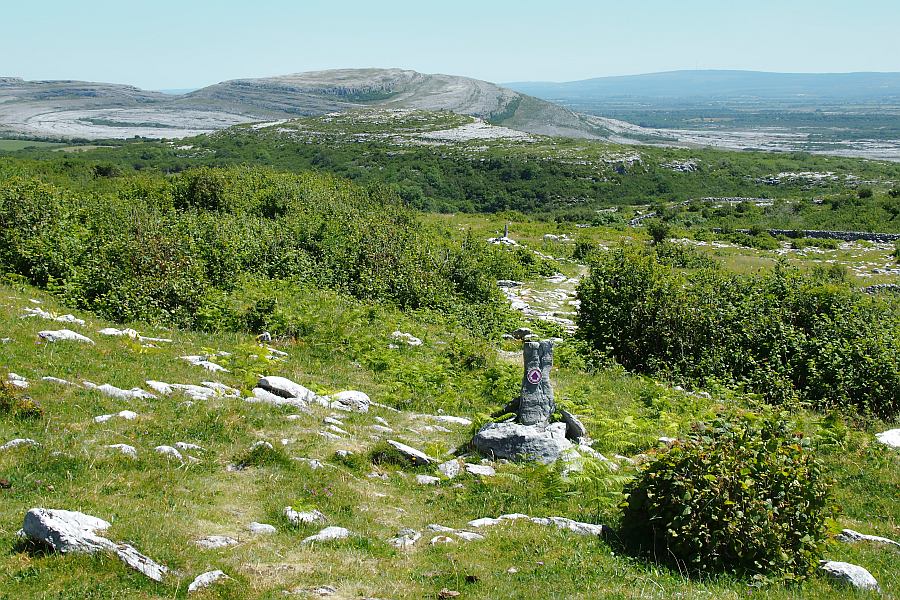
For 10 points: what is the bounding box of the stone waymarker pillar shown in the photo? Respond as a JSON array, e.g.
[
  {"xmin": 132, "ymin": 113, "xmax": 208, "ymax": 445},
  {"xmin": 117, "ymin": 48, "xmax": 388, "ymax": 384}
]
[{"xmin": 518, "ymin": 340, "xmax": 554, "ymax": 426}]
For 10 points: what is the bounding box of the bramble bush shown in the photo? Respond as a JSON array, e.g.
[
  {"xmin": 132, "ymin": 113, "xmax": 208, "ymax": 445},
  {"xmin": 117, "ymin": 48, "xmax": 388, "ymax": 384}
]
[
  {"xmin": 619, "ymin": 412, "xmax": 833, "ymax": 581},
  {"xmin": 577, "ymin": 244, "xmax": 900, "ymax": 417}
]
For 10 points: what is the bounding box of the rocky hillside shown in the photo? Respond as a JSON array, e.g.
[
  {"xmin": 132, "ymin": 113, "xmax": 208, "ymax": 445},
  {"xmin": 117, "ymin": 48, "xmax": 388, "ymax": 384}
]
[{"xmin": 0, "ymin": 69, "xmax": 607, "ymax": 140}]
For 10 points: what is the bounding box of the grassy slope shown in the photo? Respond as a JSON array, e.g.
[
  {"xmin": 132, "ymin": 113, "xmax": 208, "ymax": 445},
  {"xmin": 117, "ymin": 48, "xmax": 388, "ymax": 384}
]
[{"xmin": 0, "ymin": 273, "xmax": 897, "ymax": 599}]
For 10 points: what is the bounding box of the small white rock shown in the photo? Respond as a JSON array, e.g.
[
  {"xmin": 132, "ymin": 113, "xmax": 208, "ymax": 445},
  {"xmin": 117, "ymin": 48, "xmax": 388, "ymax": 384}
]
[
  {"xmin": 465, "ymin": 463, "xmax": 496, "ymax": 477},
  {"xmin": 284, "ymin": 506, "xmax": 326, "ymax": 525},
  {"xmin": 195, "ymin": 535, "xmax": 238, "ymax": 549},
  {"xmin": 0, "ymin": 438, "xmax": 39, "ymax": 451},
  {"xmin": 391, "ymin": 331, "xmax": 423, "ymax": 346},
  {"xmin": 876, "ymin": 428, "xmax": 900, "ymax": 448},
  {"xmin": 93, "ymin": 410, "xmax": 138, "ymax": 423},
  {"xmin": 153, "ymin": 446, "xmax": 183, "ymax": 461},
  {"xmin": 188, "ymin": 570, "xmax": 230, "ymax": 593},
  {"xmin": 416, "ymin": 475, "xmax": 440, "ymax": 485},
  {"xmin": 38, "ymin": 329, "xmax": 94, "ymax": 344},
  {"xmin": 302, "ymin": 526, "xmax": 350, "ymax": 544},
  {"xmin": 175, "ymin": 442, "xmax": 205, "ymax": 452},
  {"xmin": 438, "ymin": 459, "xmax": 462, "ymax": 479},
  {"xmin": 819, "ymin": 560, "xmax": 879, "ymax": 591},
  {"xmin": 330, "ymin": 390, "xmax": 370, "ymax": 413},
  {"xmin": 386, "ymin": 440, "xmax": 432, "ymax": 465},
  {"xmin": 105, "ymin": 444, "xmax": 138, "ymax": 458},
  {"xmin": 248, "ymin": 522, "xmax": 277, "ymax": 535},
  {"xmin": 837, "ymin": 528, "xmax": 900, "ymax": 548}
]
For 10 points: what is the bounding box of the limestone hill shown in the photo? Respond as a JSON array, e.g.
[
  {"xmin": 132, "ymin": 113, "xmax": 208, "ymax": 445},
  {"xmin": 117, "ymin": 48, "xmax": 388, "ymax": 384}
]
[{"xmin": 0, "ymin": 69, "xmax": 607, "ymax": 140}]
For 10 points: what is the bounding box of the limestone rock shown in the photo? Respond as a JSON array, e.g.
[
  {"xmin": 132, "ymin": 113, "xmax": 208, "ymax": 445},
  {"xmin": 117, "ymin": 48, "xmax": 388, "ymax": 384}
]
[
  {"xmin": 22, "ymin": 508, "xmax": 168, "ymax": 581},
  {"xmin": 387, "ymin": 528, "xmax": 421, "ymax": 549},
  {"xmin": 302, "ymin": 526, "xmax": 350, "ymax": 544},
  {"xmin": 154, "ymin": 445, "xmax": 183, "ymax": 460},
  {"xmin": 195, "ymin": 535, "xmax": 239, "ymax": 549},
  {"xmin": 22, "ymin": 508, "xmax": 111, "ymax": 553},
  {"xmin": 544, "ymin": 516, "xmax": 605, "ymax": 536},
  {"xmin": 416, "ymin": 474, "xmax": 440, "ymax": 485},
  {"xmin": 98, "ymin": 327, "xmax": 172, "ymax": 343},
  {"xmin": 145, "ymin": 380, "xmax": 173, "ymax": 395},
  {"xmin": 559, "ymin": 409, "xmax": 587, "ymax": 440},
  {"xmin": 38, "ymin": 329, "xmax": 94, "ymax": 344},
  {"xmin": 424, "ymin": 414, "xmax": 473, "ymax": 427},
  {"xmin": 468, "ymin": 517, "xmax": 502, "ymax": 528},
  {"xmin": 247, "ymin": 386, "xmax": 310, "ymax": 409},
  {"xmin": 837, "ymin": 528, "xmax": 900, "ymax": 548},
  {"xmin": 248, "ymin": 522, "xmax": 277, "ymax": 535},
  {"xmin": 390, "ymin": 331, "xmax": 422, "ymax": 346},
  {"xmin": 455, "ymin": 531, "xmax": 485, "ymax": 541},
  {"xmin": 0, "ymin": 438, "xmax": 38, "ymax": 451},
  {"xmin": 438, "ymin": 459, "xmax": 462, "ymax": 479},
  {"xmin": 105, "ymin": 444, "xmax": 137, "ymax": 458},
  {"xmin": 473, "ymin": 421, "xmax": 572, "ymax": 464},
  {"xmin": 547, "ymin": 422, "xmax": 567, "ymax": 440},
  {"xmin": 175, "ymin": 442, "xmax": 205, "ymax": 452},
  {"xmin": 464, "ymin": 463, "xmax": 496, "ymax": 477},
  {"xmin": 93, "ymin": 410, "xmax": 138, "ymax": 423},
  {"xmin": 83, "ymin": 381, "xmax": 155, "ymax": 401},
  {"xmin": 819, "ymin": 561, "xmax": 879, "ymax": 591},
  {"xmin": 295, "ymin": 457, "xmax": 326, "ymax": 470},
  {"xmin": 7, "ymin": 372, "xmax": 28, "ymax": 389},
  {"xmin": 386, "ymin": 440, "xmax": 433, "ymax": 465},
  {"xmin": 188, "ymin": 570, "xmax": 230, "ymax": 593},
  {"xmin": 258, "ymin": 376, "xmax": 317, "ymax": 402},
  {"xmin": 22, "ymin": 307, "xmax": 85, "ymax": 326},
  {"xmin": 181, "ymin": 355, "xmax": 228, "ymax": 373},
  {"xmin": 876, "ymin": 428, "xmax": 900, "ymax": 448},
  {"xmin": 200, "ymin": 381, "xmax": 240, "ymax": 397},
  {"xmin": 284, "ymin": 506, "xmax": 326, "ymax": 525},
  {"xmin": 330, "ymin": 390, "xmax": 370, "ymax": 412}
]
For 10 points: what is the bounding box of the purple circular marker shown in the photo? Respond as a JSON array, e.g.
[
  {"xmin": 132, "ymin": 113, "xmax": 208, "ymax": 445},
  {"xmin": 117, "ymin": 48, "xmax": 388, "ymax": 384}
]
[{"xmin": 527, "ymin": 368, "xmax": 542, "ymax": 385}]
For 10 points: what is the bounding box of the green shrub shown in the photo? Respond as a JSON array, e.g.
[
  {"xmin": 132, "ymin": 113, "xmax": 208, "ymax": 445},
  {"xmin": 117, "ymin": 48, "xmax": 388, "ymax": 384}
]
[
  {"xmin": 620, "ymin": 413, "xmax": 833, "ymax": 581},
  {"xmin": 646, "ymin": 219, "xmax": 670, "ymax": 246},
  {"xmin": 0, "ymin": 380, "xmax": 43, "ymax": 420},
  {"xmin": 0, "ymin": 167, "xmax": 522, "ymax": 336},
  {"xmin": 234, "ymin": 441, "xmax": 293, "ymax": 469},
  {"xmin": 654, "ymin": 242, "xmax": 717, "ymax": 270},
  {"xmin": 577, "ymin": 245, "xmax": 900, "ymax": 417},
  {"xmin": 791, "ymin": 237, "xmax": 840, "ymax": 250}
]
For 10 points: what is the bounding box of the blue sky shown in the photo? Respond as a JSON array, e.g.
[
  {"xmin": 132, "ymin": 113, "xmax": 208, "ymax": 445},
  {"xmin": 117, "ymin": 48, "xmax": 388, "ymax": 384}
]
[{"xmin": 4, "ymin": 0, "xmax": 899, "ymax": 89}]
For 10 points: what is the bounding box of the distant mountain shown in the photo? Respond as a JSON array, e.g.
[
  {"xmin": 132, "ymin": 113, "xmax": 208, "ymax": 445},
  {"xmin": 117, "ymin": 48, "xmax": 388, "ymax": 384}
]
[
  {"xmin": 0, "ymin": 69, "xmax": 607, "ymax": 140},
  {"xmin": 506, "ymin": 70, "xmax": 900, "ymax": 104}
]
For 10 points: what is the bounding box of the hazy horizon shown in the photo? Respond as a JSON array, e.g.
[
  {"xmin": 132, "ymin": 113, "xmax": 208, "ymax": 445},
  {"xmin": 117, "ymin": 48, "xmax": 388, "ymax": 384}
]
[{"xmin": 2, "ymin": 0, "xmax": 899, "ymax": 90}]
